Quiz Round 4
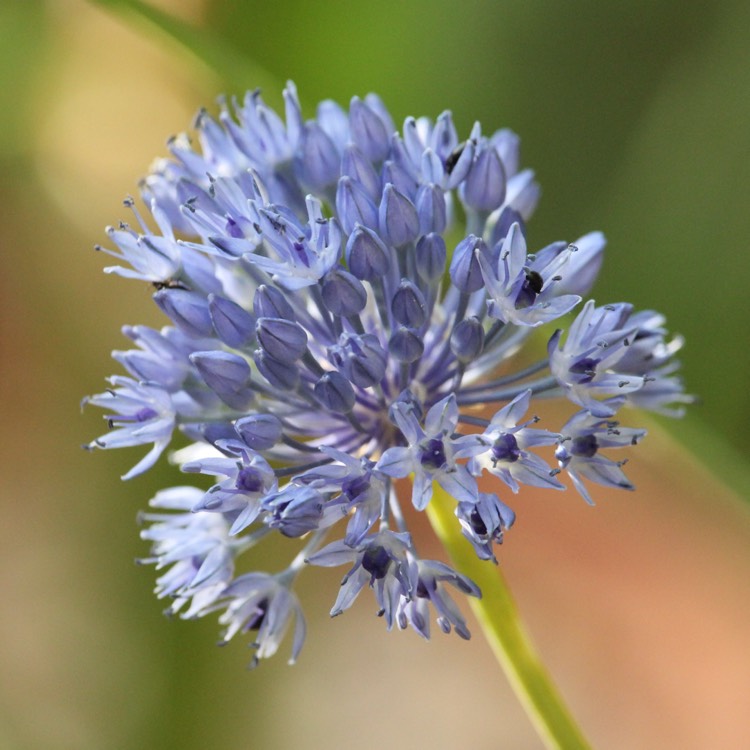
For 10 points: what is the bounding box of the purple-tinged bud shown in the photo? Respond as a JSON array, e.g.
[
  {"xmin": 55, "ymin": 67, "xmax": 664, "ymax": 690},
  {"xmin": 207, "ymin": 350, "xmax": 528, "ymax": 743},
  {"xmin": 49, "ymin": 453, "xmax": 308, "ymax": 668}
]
[
  {"xmin": 294, "ymin": 122, "xmax": 340, "ymax": 191},
  {"xmin": 389, "ymin": 389, "xmax": 424, "ymax": 423},
  {"xmin": 445, "ymin": 139, "xmax": 476, "ymax": 189},
  {"xmin": 388, "ymin": 327, "xmax": 424, "ymax": 363},
  {"xmin": 349, "ymin": 96, "xmax": 389, "ymax": 163},
  {"xmin": 314, "ymin": 372, "xmax": 356, "ymax": 413},
  {"xmin": 235, "ymin": 413, "xmax": 283, "ymax": 450},
  {"xmin": 336, "ymin": 176, "xmax": 379, "ymax": 235},
  {"xmin": 430, "ymin": 111, "xmax": 459, "ymax": 162},
  {"xmin": 420, "ymin": 148, "xmax": 445, "ymax": 185},
  {"xmin": 264, "ymin": 486, "xmax": 325, "ymax": 538},
  {"xmin": 316, "ymin": 98, "xmax": 348, "ymax": 146},
  {"xmin": 208, "ymin": 294, "xmax": 255, "ymax": 348},
  {"xmin": 253, "ymin": 349, "xmax": 300, "ymax": 391},
  {"xmin": 345, "ymin": 224, "xmax": 390, "ymax": 281},
  {"xmin": 449, "ymin": 235, "xmax": 488, "ymax": 293},
  {"xmin": 490, "ymin": 128, "xmax": 520, "ymax": 176},
  {"xmin": 256, "ymin": 317, "xmax": 307, "ymax": 363},
  {"xmin": 389, "ymin": 133, "xmax": 419, "ymax": 178},
  {"xmin": 114, "ymin": 350, "xmax": 175, "ymax": 388},
  {"xmin": 200, "ymin": 422, "xmax": 238, "ymax": 446},
  {"xmin": 190, "ymin": 351, "xmax": 253, "ymax": 409},
  {"xmin": 282, "ymin": 80, "xmax": 303, "ymax": 145},
  {"xmin": 154, "ymin": 289, "xmax": 214, "ymax": 338},
  {"xmin": 329, "ymin": 333, "xmax": 387, "ymax": 388},
  {"xmin": 342, "ymin": 144, "xmax": 381, "ymax": 202},
  {"xmin": 415, "ymin": 233, "xmax": 447, "ymax": 282},
  {"xmin": 320, "ymin": 268, "xmax": 368, "ymax": 316},
  {"xmin": 381, "ymin": 159, "xmax": 418, "ymax": 202},
  {"xmin": 450, "ymin": 317, "xmax": 485, "ymax": 363},
  {"xmin": 554, "ymin": 232, "xmax": 606, "ymax": 297},
  {"xmin": 402, "ymin": 116, "xmax": 424, "ymax": 164},
  {"xmin": 364, "ymin": 93, "xmax": 395, "ymax": 140},
  {"xmin": 392, "ymin": 279, "xmax": 427, "ymax": 328},
  {"xmin": 462, "ymin": 144, "xmax": 506, "ymax": 213},
  {"xmin": 253, "ymin": 284, "xmax": 295, "ymax": 321},
  {"xmin": 506, "ymin": 169, "xmax": 540, "ymax": 220},
  {"xmin": 488, "ymin": 206, "xmax": 526, "ymax": 247},
  {"xmin": 416, "ymin": 182, "xmax": 447, "ymax": 235},
  {"xmin": 379, "ymin": 183, "xmax": 419, "ymax": 247}
]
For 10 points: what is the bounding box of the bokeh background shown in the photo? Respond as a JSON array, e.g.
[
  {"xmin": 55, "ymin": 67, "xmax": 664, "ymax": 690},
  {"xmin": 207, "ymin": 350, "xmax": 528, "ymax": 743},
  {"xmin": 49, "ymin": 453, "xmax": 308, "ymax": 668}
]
[{"xmin": 2, "ymin": 0, "xmax": 749, "ymax": 748}]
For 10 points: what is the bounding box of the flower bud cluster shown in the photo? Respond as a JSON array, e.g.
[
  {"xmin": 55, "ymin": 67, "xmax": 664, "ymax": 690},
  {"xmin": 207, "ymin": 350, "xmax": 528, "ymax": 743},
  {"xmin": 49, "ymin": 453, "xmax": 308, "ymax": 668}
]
[{"xmin": 87, "ymin": 83, "xmax": 691, "ymax": 666}]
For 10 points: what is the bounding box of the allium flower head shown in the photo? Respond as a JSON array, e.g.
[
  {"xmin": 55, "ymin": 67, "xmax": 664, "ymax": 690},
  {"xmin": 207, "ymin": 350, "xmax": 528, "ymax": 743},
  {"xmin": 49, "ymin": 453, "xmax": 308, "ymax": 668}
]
[{"xmin": 86, "ymin": 82, "xmax": 691, "ymax": 666}]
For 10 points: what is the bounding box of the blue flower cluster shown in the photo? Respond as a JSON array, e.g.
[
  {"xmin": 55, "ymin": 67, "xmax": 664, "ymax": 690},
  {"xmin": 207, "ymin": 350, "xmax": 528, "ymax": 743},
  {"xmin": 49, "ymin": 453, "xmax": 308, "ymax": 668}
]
[{"xmin": 86, "ymin": 83, "xmax": 690, "ymax": 667}]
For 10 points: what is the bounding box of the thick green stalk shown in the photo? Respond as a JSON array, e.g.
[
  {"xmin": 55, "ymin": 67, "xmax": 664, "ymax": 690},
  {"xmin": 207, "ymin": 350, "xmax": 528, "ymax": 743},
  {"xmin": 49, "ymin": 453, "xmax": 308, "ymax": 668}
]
[{"xmin": 426, "ymin": 487, "xmax": 593, "ymax": 750}]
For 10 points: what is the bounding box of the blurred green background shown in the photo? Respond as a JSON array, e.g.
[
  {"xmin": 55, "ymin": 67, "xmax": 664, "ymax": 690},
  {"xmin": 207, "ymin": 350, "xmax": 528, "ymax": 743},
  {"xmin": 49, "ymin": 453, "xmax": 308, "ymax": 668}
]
[{"xmin": 1, "ymin": 1, "xmax": 749, "ymax": 748}]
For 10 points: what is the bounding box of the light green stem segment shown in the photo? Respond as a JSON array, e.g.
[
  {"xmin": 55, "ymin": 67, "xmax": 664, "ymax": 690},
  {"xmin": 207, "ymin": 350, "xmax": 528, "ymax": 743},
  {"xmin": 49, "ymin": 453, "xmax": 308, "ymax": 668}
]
[{"xmin": 426, "ymin": 487, "xmax": 593, "ymax": 750}]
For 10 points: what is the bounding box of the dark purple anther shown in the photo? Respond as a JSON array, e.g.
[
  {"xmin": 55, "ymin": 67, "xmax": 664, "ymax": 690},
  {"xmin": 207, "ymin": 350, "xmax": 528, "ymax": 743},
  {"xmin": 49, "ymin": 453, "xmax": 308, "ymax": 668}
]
[
  {"xmin": 469, "ymin": 508, "xmax": 487, "ymax": 535},
  {"xmin": 491, "ymin": 433, "xmax": 521, "ymax": 463},
  {"xmin": 342, "ymin": 473, "xmax": 371, "ymax": 501},
  {"xmin": 246, "ymin": 599, "xmax": 269, "ymax": 631},
  {"xmin": 569, "ymin": 357, "xmax": 598, "ymax": 383},
  {"xmin": 236, "ymin": 466, "xmax": 264, "ymax": 493},
  {"xmin": 571, "ymin": 434, "xmax": 598, "ymax": 458},
  {"xmin": 362, "ymin": 546, "xmax": 391, "ymax": 579},
  {"xmin": 420, "ymin": 438, "xmax": 447, "ymax": 470}
]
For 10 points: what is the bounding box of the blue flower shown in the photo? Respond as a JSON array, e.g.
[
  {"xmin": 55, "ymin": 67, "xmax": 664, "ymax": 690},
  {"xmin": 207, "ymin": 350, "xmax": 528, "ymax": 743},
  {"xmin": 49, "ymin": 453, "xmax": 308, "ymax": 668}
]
[
  {"xmin": 87, "ymin": 83, "xmax": 691, "ymax": 665},
  {"xmin": 456, "ymin": 492, "xmax": 516, "ymax": 563},
  {"xmin": 215, "ymin": 572, "xmax": 307, "ymax": 669},
  {"xmin": 138, "ymin": 486, "xmax": 237, "ymax": 618},
  {"xmin": 84, "ymin": 376, "xmax": 175, "ymax": 479},
  {"xmin": 467, "ymin": 390, "xmax": 564, "ymax": 493},
  {"xmin": 397, "ymin": 558, "xmax": 481, "ymax": 639},
  {"xmin": 554, "ymin": 402, "xmax": 647, "ymax": 504},
  {"xmin": 307, "ymin": 530, "xmax": 412, "ymax": 628},
  {"xmin": 376, "ymin": 394, "xmax": 485, "ymax": 510}
]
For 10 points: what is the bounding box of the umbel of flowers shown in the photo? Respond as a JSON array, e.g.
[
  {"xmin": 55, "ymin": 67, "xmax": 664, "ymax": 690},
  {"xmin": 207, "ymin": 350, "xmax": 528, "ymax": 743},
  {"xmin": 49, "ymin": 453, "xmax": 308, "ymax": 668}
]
[{"xmin": 85, "ymin": 83, "xmax": 690, "ymax": 668}]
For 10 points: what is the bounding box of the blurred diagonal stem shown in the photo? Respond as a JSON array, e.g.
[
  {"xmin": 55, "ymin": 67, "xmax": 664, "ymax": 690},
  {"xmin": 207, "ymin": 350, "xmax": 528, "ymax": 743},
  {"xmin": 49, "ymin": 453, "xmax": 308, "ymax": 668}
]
[{"xmin": 427, "ymin": 487, "xmax": 593, "ymax": 750}]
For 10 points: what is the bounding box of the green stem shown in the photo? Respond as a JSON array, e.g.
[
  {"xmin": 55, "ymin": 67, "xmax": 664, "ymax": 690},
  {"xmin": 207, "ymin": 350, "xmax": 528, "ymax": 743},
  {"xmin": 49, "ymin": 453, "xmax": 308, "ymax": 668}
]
[{"xmin": 426, "ymin": 487, "xmax": 593, "ymax": 750}]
